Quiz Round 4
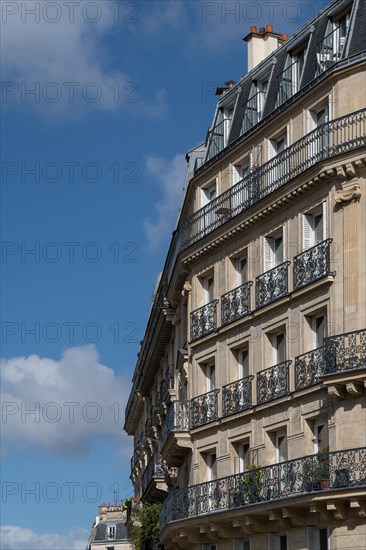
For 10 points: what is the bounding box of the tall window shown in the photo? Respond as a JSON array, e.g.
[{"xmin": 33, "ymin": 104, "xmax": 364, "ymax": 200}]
[
  {"xmin": 232, "ymin": 158, "xmax": 251, "ymax": 210},
  {"xmin": 238, "ymin": 348, "xmax": 249, "ymax": 379},
  {"xmin": 273, "ymin": 332, "xmax": 286, "ymax": 364},
  {"xmin": 307, "ymin": 526, "xmax": 329, "ymax": 550},
  {"xmin": 206, "ymin": 452, "xmax": 217, "ymax": 481},
  {"xmin": 264, "ymin": 232, "xmax": 284, "ymax": 271},
  {"xmin": 268, "ymin": 533, "xmax": 287, "ymax": 550},
  {"xmin": 223, "ymin": 106, "xmax": 234, "ymax": 145},
  {"xmin": 107, "ymin": 525, "xmax": 116, "ymax": 540},
  {"xmin": 206, "ymin": 363, "xmax": 215, "ymax": 391},
  {"xmin": 309, "ymin": 104, "xmax": 329, "ymax": 157},
  {"xmin": 204, "ymin": 275, "xmax": 214, "ymax": 304},
  {"xmin": 312, "ymin": 314, "xmax": 327, "ymax": 348},
  {"xmin": 276, "ymin": 431, "xmax": 288, "ymax": 462},
  {"xmin": 233, "ymin": 540, "xmax": 250, "ymax": 550},
  {"xmin": 313, "ymin": 421, "xmax": 328, "ymax": 454},
  {"xmin": 303, "ymin": 207, "xmax": 326, "ymax": 250},
  {"xmin": 237, "ymin": 255, "xmax": 248, "ymax": 285},
  {"xmin": 237, "ymin": 442, "xmax": 250, "ymax": 473}
]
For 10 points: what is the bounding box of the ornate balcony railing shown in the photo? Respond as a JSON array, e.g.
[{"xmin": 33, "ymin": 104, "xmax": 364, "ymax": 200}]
[
  {"xmin": 324, "ymin": 329, "xmax": 366, "ymax": 374},
  {"xmin": 141, "ymin": 454, "xmax": 166, "ymax": 494},
  {"xmin": 221, "ymin": 281, "xmax": 253, "ymax": 326},
  {"xmin": 190, "ymin": 389, "xmax": 219, "ymax": 428},
  {"xmin": 293, "ymin": 239, "xmax": 334, "ymax": 290},
  {"xmin": 255, "ymin": 262, "xmax": 290, "ymax": 309},
  {"xmin": 222, "ymin": 375, "xmax": 254, "ymax": 416},
  {"xmin": 179, "ymin": 109, "xmax": 366, "ymax": 251},
  {"xmin": 190, "ymin": 300, "xmax": 219, "ymax": 341},
  {"xmin": 160, "ymin": 447, "xmax": 366, "ymax": 530},
  {"xmin": 161, "ymin": 400, "xmax": 190, "ymax": 446},
  {"xmin": 295, "ymin": 347, "xmax": 324, "ymax": 390},
  {"xmin": 256, "ymin": 361, "xmax": 290, "ymax": 404}
]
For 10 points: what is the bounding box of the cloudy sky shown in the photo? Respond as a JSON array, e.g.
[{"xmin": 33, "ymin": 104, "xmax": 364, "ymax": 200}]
[{"xmin": 1, "ymin": 1, "xmax": 329, "ymax": 548}]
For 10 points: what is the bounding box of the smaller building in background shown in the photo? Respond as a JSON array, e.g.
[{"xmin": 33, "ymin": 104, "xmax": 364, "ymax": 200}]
[{"xmin": 87, "ymin": 503, "xmax": 134, "ymax": 550}]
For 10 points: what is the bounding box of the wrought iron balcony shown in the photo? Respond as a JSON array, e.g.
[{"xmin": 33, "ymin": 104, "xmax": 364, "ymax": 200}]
[
  {"xmin": 141, "ymin": 453, "xmax": 166, "ymax": 495},
  {"xmin": 295, "ymin": 347, "xmax": 324, "ymax": 390},
  {"xmin": 161, "ymin": 401, "xmax": 190, "ymax": 446},
  {"xmin": 190, "ymin": 300, "xmax": 218, "ymax": 341},
  {"xmin": 324, "ymin": 329, "xmax": 366, "ymax": 374},
  {"xmin": 221, "ymin": 281, "xmax": 252, "ymax": 326},
  {"xmin": 160, "ymin": 447, "xmax": 366, "ymax": 530},
  {"xmin": 190, "ymin": 389, "xmax": 219, "ymax": 429},
  {"xmin": 222, "ymin": 375, "xmax": 254, "ymax": 417},
  {"xmin": 255, "ymin": 262, "xmax": 290, "ymax": 309},
  {"xmin": 293, "ymin": 239, "xmax": 334, "ymax": 290},
  {"xmin": 256, "ymin": 360, "xmax": 290, "ymax": 404},
  {"xmin": 178, "ymin": 109, "xmax": 366, "ymax": 251}
]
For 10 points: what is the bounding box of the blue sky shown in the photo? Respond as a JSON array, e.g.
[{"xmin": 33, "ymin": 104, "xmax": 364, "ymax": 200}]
[{"xmin": 1, "ymin": 1, "xmax": 329, "ymax": 548}]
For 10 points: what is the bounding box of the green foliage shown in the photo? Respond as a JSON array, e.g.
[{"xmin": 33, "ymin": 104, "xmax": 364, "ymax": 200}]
[{"xmin": 131, "ymin": 503, "xmax": 161, "ymax": 550}]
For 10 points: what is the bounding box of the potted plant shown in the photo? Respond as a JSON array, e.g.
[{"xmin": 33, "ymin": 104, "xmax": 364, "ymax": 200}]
[
  {"xmin": 241, "ymin": 464, "xmax": 263, "ymax": 503},
  {"xmin": 315, "ymin": 448, "xmax": 330, "ymax": 489}
]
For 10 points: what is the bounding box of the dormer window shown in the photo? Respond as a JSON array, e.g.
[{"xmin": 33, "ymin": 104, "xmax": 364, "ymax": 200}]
[
  {"xmin": 242, "ymin": 76, "xmax": 269, "ymax": 134},
  {"xmin": 277, "ymin": 45, "xmax": 307, "ymax": 106},
  {"xmin": 107, "ymin": 525, "xmax": 116, "ymax": 540},
  {"xmin": 317, "ymin": 10, "xmax": 351, "ymax": 72},
  {"xmin": 206, "ymin": 102, "xmax": 235, "ymax": 161}
]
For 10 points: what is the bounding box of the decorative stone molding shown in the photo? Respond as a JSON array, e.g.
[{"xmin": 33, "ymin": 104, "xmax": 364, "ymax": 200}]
[{"xmin": 335, "ymin": 181, "xmax": 361, "ymax": 205}]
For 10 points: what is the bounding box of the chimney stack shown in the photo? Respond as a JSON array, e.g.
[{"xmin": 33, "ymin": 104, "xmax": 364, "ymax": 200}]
[{"xmin": 243, "ymin": 25, "xmax": 287, "ymax": 71}]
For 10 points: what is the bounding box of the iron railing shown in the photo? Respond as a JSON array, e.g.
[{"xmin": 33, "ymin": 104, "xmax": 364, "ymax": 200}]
[
  {"xmin": 161, "ymin": 400, "xmax": 190, "ymax": 446},
  {"xmin": 324, "ymin": 329, "xmax": 366, "ymax": 374},
  {"xmin": 160, "ymin": 447, "xmax": 366, "ymax": 529},
  {"xmin": 255, "ymin": 262, "xmax": 290, "ymax": 309},
  {"xmin": 295, "ymin": 346, "xmax": 325, "ymax": 390},
  {"xmin": 293, "ymin": 238, "xmax": 334, "ymax": 290},
  {"xmin": 256, "ymin": 361, "xmax": 290, "ymax": 404},
  {"xmin": 125, "ymin": 109, "xmax": 366, "ymax": 424},
  {"xmin": 141, "ymin": 454, "xmax": 166, "ymax": 494},
  {"xmin": 222, "ymin": 375, "xmax": 254, "ymax": 416},
  {"xmin": 190, "ymin": 389, "xmax": 219, "ymax": 428},
  {"xmin": 179, "ymin": 109, "xmax": 366, "ymax": 251},
  {"xmin": 221, "ymin": 281, "xmax": 253, "ymax": 326},
  {"xmin": 190, "ymin": 300, "xmax": 219, "ymax": 341}
]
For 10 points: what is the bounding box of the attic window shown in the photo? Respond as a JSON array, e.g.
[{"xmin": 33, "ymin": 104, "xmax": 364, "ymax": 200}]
[
  {"xmin": 107, "ymin": 525, "xmax": 116, "ymax": 540},
  {"xmin": 317, "ymin": 9, "xmax": 351, "ymax": 72},
  {"xmin": 277, "ymin": 44, "xmax": 307, "ymax": 106}
]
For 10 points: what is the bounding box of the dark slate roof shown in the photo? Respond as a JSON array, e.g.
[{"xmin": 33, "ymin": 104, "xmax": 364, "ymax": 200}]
[
  {"xmin": 348, "ymin": 0, "xmax": 366, "ymax": 56},
  {"xmin": 204, "ymin": 0, "xmax": 365, "ymax": 167},
  {"xmin": 93, "ymin": 521, "xmax": 129, "ymax": 542}
]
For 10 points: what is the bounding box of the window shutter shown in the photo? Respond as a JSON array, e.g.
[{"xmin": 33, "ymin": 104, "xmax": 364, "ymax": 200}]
[
  {"xmin": 275, "ymin": 236, "xmax": 284, "ymax": 265},
  {"xmin": 233, "ymin": 540, "xmax": 243, "ymax": 550},
  {"xmin": 265, "ymin": 238, "xmax": 274, "ymax": 271},
  {"xmin": 307, "ymin": 527, "xmax": 318, "ymax": 550},
  {"xmin": 303, "ymin": 214, "xmax": 313, "ymax": 250},
  {"xmin": 322, "ymin": 201, "xmax": 327, "ymax": 240},
  {"xmin": 315, "ymin": 214, "xmax": 324, "ymax": 244},
  {"xmin": 268, "ymin": 533, "xmax": 279, "ymax": 550}
]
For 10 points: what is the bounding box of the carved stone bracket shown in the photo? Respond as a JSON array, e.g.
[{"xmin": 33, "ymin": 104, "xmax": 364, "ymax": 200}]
[{"xmin": 335, "ymin": 181, "xmax": 361, "ymax": 205}]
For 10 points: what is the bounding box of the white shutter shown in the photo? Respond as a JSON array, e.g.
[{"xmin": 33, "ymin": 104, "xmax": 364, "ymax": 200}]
[
  {"xmin": 264, "ymin": 238, "xmax": 274, "ymax": 271},
  {"xmin": 303, "ymin": 214, "xmax": 313, "ymax": 250},
  {"xmin": 307, "ymin": 527, "xmax": 318, "ymax": 550},
  {"xmin": 322, "ymin": 201, "xmax": 327, "ymax": 240}
]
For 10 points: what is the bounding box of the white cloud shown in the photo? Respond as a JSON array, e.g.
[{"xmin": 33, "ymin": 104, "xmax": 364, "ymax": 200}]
[
  {"xmin": 0, "ymin": 525, "xmax": 89, "ymax": 550},
  {"xmin": 144, "ymin": 153, "xmax": 187, "ymax": 252},
  {"xmin": 0, "ymin": 0, "xmax": 166, "ymax": 118},
  {"xmin": 1, "ymin": 346, "xmax": 131, "ymax": 457}
]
